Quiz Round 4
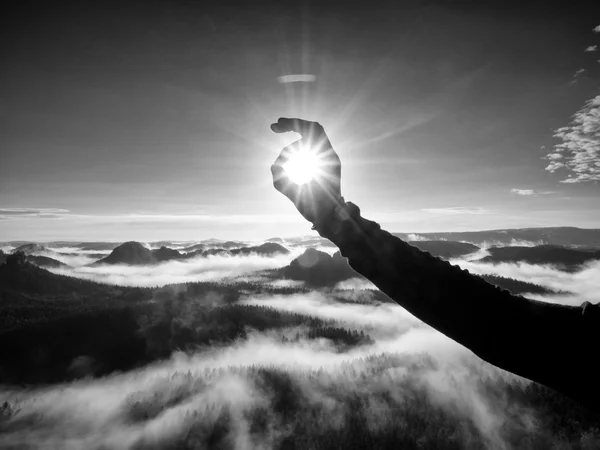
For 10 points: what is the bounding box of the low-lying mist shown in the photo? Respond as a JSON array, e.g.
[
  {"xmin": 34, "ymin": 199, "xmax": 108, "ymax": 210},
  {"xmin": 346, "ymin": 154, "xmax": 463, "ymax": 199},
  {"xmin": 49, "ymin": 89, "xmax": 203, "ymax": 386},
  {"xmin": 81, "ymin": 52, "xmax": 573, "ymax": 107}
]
[
  {"xmin": 49, "ymin": 252, "xmax": 302, "ymax": 287},
  {"xmin": 2, "ymin": 238, "xmax": 600, "ymax": 448},
  {"xmin": 0, "ymin": 291, "xmax": 538, "ymax": 450},
  {"xmin": 452, "ymin": 259, "xmax": 600, "ymax": 306}
]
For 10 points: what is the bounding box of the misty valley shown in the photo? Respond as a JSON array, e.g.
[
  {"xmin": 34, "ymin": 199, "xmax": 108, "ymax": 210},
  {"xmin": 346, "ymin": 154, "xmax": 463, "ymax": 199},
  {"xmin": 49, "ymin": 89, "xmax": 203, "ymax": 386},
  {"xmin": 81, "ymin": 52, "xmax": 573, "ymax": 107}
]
[{"xmin": 0, "ymin": 228, "xmax": 599, "ymax": 449}]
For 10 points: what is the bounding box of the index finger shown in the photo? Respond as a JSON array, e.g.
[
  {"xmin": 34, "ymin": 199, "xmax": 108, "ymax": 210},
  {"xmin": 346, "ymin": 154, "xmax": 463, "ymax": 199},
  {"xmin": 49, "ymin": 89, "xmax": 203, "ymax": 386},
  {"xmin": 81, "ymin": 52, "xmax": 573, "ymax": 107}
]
[{"xmin": 270, "ymin": 118, "xmax": 324, "ymax": 138}]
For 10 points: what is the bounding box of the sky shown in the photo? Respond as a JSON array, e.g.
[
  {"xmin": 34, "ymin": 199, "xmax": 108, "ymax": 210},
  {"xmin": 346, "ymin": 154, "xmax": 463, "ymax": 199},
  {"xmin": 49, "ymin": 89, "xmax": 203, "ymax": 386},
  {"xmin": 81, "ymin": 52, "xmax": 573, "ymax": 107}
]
[{"xmin": 1, "ymin": 0, "xmax": 599, "ymax": 241}]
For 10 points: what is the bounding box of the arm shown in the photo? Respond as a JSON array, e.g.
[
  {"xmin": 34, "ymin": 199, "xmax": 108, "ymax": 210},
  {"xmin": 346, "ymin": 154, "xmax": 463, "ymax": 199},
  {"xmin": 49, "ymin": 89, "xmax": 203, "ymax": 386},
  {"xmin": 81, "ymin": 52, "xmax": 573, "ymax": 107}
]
[
  {"xmin": 314, "ymin": 200, "xmax": 600, "ymax": 409},
  {"xmin": 270, "ymin": 117, "xmax": 600, "ymax": 410}
]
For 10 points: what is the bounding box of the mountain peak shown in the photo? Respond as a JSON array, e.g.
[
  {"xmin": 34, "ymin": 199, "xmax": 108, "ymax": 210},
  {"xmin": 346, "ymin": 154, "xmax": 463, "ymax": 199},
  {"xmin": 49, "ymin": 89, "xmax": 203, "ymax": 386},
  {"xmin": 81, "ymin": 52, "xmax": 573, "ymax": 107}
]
[
  {"xmin": 94, "ymin": 241, "xmax": 155, "ymax": 265},
  {"xmin": 281, "ymin": 247, "xmax": 357, "ymax": 286},
  {"xmin": 13, "ymin": 243, "xmax": 48, "ymax": 255}
]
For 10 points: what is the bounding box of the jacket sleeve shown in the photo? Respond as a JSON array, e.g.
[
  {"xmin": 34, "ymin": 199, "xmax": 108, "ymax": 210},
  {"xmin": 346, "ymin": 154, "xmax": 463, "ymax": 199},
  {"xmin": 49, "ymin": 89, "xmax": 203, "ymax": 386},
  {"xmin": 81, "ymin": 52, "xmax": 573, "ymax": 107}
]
[{"xmin": 314, "ymin": 201, "xmax": 600, "ymax": 409}]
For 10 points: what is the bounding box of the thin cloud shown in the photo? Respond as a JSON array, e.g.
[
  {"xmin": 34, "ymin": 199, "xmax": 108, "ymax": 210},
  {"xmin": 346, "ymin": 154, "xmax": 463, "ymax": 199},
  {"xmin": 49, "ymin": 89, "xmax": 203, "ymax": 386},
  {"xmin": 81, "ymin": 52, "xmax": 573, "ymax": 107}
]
[
  {"xmin": 510, "ymin": 189, "xmax": 556, "ymax": 196},
  {"xmin": 277, "ymin": 74, "xmax": 317, "ymax": 83},
  {"xmin": 584, "ymin": 45, "xmax": 598, "ymax": 52},
  {"xmin": 545, "ymin": 95, "xmax": 600, "ymax": 183},
  {"xmin": 510, "ymin": 189, "xmax": 535, "ymax": 196},
  {"xmin": 569, "ymin": 68, "xmax": 586, "ymax": 84},
  {"xmin": 0, "ymin": 208, "xmax": 70, "ymax": 216},
  {"xmin": 421, "ymin": 207, "xmax": 490, "ymax": 215}
]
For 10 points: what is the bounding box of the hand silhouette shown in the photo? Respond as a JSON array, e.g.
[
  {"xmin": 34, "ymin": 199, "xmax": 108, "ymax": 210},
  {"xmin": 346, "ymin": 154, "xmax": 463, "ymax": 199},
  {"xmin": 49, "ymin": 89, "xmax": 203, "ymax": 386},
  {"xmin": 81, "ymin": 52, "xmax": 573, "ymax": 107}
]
[{"xmin": 270, "ymin": 118, "xmax": 344, "ymax": 226}]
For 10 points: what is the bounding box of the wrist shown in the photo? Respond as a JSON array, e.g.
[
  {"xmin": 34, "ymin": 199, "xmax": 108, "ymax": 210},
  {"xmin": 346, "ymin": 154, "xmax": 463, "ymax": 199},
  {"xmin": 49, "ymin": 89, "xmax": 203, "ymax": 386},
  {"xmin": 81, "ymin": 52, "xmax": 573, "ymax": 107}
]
[{"xmin": 312, "ymin": 200, "xmax": 371, "ymax": 245}]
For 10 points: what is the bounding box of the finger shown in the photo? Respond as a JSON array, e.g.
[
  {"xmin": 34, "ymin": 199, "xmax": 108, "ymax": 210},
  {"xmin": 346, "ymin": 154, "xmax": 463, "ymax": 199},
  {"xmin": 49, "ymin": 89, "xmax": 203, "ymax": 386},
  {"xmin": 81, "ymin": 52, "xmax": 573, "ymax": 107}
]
[
  {"xmin": 272, "ymin": 118, "xmax": 335, "ymax": 160},
  {"xmin": 271, "ymin": 162, "xmax": 300, "ymax": 200},
  {"xmin": 271, "ymin": 144, "xmax": 298, "ymax": 194},
  {"xmin": 270, "ymin": 118, "xmax": 324, "ymax": 138},
  {"xmin": 272, "ymin": 140, "xmax": 299, "ymax": 166}
]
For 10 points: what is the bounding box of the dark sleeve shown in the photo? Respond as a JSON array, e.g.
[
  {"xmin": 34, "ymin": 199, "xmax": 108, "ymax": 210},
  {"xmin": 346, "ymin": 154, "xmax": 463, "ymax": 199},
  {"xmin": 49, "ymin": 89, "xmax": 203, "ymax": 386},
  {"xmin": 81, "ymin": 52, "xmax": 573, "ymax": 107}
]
[{"xmin": 314, "ymin": 202, "xmax": 600, "ymax": 409}]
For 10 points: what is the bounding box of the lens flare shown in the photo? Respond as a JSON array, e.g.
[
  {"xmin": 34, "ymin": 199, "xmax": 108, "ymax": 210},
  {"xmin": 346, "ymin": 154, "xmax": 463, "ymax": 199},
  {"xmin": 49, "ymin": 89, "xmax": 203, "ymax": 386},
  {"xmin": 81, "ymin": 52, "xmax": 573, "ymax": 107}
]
[{"xmin": 283, "ymin": 147, "xmax": 322, "ymax": 185}]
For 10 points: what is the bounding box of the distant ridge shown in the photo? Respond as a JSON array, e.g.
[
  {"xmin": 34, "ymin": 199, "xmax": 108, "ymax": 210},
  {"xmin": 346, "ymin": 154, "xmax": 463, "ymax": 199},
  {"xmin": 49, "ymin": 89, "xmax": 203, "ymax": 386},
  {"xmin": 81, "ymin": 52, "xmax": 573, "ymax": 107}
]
[
  {"xmin": 94, "ymin": 241, "xmax": 290, "ymax": 265},
  {"xmin": 394, "ymin": 227, "xmax": 600, "ymax": 248},
  {"xmin": 409, "ymin": 241, "xmax": 479, "ymax": 259},
  {"xmin": 480, "ymin": 245, "xmax": 600, "ymax": 271}
]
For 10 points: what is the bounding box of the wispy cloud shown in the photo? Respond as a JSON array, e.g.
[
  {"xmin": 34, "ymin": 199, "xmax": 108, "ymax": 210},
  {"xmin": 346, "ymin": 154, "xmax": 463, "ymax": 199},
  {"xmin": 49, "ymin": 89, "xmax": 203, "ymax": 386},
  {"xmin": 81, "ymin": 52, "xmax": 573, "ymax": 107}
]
[
  {"xmin": 569, "ymin": 68, "xmax": 586, "ymax": 84},
  {"xmin": 510, "ymin": 189, "xmax": 556, "ymax": 196},
  {"xmin": 0, "ymin": 210, "xmax": 299, "ymax": 225},
  {"xmin": 421, "ymin": 207, "xmax": 490, "ymax": 215},
  {"xmin": 544, "ymin": 95, "xmax": 600, "ymax": 183},
  {"xmin": 584, "ymin": 45, "xmax": 598, "ymax": 52},
  {"xmin": 277, "ymin": 74, "xmax": 317, "ymax": 83},
  {"xmin": 0, "ymin": 208, "xmax": 70, "ymax": 215},
  {"xmin": 0, "ymin": 208, "xmax": 71, "ymax": 219}
]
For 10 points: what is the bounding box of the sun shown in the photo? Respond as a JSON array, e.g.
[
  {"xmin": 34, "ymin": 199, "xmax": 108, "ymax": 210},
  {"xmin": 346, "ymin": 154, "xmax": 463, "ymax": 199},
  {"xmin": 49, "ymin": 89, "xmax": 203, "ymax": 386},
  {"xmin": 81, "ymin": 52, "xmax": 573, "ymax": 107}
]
[{"xmin": 283, "ymin": 146, "xmax": 323, "ymax": 185}]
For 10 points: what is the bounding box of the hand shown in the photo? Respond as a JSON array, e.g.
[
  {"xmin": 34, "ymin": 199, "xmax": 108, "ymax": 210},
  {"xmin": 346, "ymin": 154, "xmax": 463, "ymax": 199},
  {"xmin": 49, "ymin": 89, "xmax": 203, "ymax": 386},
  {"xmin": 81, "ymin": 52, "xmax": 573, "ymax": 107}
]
[{"xmin": 270, "ymin": 118, "xmax": 344, "ymax": 225}]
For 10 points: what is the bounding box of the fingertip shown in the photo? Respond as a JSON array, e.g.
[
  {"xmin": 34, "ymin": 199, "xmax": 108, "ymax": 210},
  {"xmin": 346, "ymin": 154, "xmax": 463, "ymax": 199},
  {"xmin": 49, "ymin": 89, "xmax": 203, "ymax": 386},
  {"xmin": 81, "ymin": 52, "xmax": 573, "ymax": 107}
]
[{"xmin": 271, "ymin": 117, "xmax": 292, "ymax": 133}]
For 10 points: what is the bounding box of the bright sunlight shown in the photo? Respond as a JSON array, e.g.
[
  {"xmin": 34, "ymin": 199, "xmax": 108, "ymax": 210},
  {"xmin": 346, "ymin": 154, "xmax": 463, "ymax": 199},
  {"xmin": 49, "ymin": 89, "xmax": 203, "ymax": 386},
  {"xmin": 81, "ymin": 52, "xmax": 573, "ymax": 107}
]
[{"xmin": 283, "ymin": 147, "xmax": 323, "ymax": 185}]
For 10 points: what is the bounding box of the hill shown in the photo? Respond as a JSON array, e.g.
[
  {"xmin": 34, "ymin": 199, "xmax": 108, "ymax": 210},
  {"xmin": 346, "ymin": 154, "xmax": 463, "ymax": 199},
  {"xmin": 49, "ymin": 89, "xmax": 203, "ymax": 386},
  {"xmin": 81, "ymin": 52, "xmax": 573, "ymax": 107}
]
[
  {"xmin": 152, "ymin": 246, "xmax": 185, "ymax": 262},
  {"xmin": 280, "ymin": 248, "xmax": 357, "ymax": 286},
  {"xmin": 181, "ymin": 240, "xmax": 247, "ymax": 252},
  {"xmin": 477, "ymin": 274, "xmax": 563, "ymax": 296},
  {"xmin": 0, "ymin": 252, "xmax": 150, "ymax": 331},
  {"xmin": 229, "ymin": 242, "xmax": 289, "ymax": 256},
  {"xmin": 409, "ymin": 240, "xmax": 479, "ymax": 259},
  {"xmin": 394, "ymin": 227, "xmax": 600, "ymax": 248},
  {"xmin": 480, "ymin": 245, "xmax": 600, "ymax": 270},
  {"xmin": 0, "ymin": 252, "xmax": 121, "ymax": 298},
  {"xmin": 180, "ymin": 243, "xmax": 206, "ymax": 252},
  {"xmin": 75, "ymin": 242, "xmax": 122, "ymax": 251},
  {"xmin": 26, "ymin": 255, "xmax": 68, "ymax": 268},
  {"xmin": 13, "ymin": 243, "xmax": 50, "ymax": 255},
  {"xmin": 94, "ymin": 241, "xmax": 156, "ymax": 265}
]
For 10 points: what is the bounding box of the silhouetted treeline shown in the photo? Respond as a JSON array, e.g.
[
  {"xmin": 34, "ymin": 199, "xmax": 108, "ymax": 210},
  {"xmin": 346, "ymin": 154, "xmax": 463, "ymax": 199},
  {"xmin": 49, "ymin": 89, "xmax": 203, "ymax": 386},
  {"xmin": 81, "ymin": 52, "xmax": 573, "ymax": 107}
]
[
  {"xmin": 0, "ymin": 307, "xmax": 146, "ymax": 383},
  {"xmin": 481, "ymin": 245, "xmax": 600, "ymax": 271},
  {"xmin": 477, "ymin": 274, "xmax": 562, "ymax": 295},
  {"xmin": 0, "ymin": 296, "xmax": 374, "ymax": 384}
]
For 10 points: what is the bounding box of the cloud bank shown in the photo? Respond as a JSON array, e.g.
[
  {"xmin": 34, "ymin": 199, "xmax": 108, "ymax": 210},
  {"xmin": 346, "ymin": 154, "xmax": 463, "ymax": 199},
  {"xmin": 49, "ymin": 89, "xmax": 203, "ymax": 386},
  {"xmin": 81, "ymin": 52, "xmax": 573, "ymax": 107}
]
[
  {"xmin": 50, "ymin": 253, "xmax": 301, "ymax": 287},
  {"xmin": 0, "ymin": 292, "xmax": 535, "ymax": 450},
  {"xmin": 546, "ymin": 95, "xmax": 600, "ymax": 183}
]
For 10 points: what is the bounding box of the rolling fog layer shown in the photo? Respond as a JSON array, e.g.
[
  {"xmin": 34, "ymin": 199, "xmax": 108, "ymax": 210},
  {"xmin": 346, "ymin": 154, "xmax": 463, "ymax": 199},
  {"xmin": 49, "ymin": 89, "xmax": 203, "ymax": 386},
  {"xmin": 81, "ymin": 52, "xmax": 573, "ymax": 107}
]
[
  {"xmin": 451, "ymin": 259, "xmax": 600, "ymax": 306},
  {"xmin": 38, "ymin": 240, "xmax": 600, "ymax": 308},
  {"xmin": 49, "ymin": 252, "xmax": 303, "ymax": 287},
  {"xmin": 1, "ymin": 240, "xmax": 598, "ymax": 448},
  {"xmin": 0, "ymin": 292, "xmax": 530, "ymax": 450}
]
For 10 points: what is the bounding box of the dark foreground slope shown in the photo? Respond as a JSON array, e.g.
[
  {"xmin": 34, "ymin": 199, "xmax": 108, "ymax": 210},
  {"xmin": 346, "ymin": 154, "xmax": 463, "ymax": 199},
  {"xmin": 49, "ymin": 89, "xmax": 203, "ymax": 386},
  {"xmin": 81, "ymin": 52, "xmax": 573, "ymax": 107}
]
[{"xmin": 0, "ymin": 253, "xmax": 153, "ymax": 382}]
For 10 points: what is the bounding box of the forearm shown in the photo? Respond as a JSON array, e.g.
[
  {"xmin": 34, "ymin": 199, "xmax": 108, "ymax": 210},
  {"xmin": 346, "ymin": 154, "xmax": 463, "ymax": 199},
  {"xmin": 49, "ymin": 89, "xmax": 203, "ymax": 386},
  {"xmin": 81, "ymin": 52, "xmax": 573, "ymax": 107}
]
[{"xmin": 314, "ymin": 202, "xmax": 599, "ymax": 407}]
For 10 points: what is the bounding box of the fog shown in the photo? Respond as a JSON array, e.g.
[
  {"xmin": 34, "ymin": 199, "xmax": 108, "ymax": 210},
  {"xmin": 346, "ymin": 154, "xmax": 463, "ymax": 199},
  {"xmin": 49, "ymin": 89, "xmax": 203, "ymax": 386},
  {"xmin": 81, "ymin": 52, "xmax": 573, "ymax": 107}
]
[
  {"xmin": 2, "ymin": 239, "xmax": 599, "ymax": 448},
  {"xmin": 239, "ymin": 291, "xmax": 424, "ymax": 339},
  {"xmin": 0, "ymin": 291, "xmax": 532, "ymax": 450},
  {"xmin": 39, "ymin": 241, "xmax": 600, "ymax": 307},
  {"xmin": 42, "ymin": 248, "xmax": 111, "ymax": 267},
  {"xmin": 49, "ymin": 252, "xmax": 302, "ymax": 287},
  {"xmin": 451, "ymin": 259, "xmax": 600, "ymax": 306}
]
